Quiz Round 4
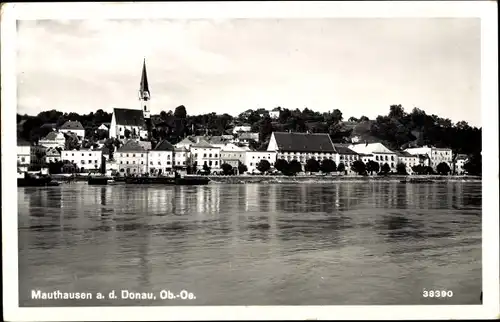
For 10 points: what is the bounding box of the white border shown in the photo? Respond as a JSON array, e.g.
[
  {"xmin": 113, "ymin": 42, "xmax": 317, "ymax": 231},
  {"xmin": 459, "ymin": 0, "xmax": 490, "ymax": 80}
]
[{"xmin": 2, "ymin": 1, "xmax": 498, "ymax": 321}]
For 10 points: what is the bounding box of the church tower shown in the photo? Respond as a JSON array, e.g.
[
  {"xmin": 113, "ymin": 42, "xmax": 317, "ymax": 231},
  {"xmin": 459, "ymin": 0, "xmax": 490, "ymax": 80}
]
[{"xmin": 139, "ymin": 58, "xmax": 151, "ymax": 119}]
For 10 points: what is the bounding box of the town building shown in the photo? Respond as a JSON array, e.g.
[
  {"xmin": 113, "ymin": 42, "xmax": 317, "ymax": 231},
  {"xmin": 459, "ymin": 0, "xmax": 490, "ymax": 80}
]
[
  {"xmin": 236, "ymin": 132, "xmax": 259, "ymax": 145},
  {"xmin": 454, "ymin": 154, "xmax": 469, "ymax": 175},
  {"xmin": 175, "ymin": 137, "xmax": 195, "ymax": 149},
  {"xmin": 269, "ymin": 107, "xmax": 281, "ymax": 119},
  {"xmin": 148, "ymin": 139, "xmax": 174, "ymax": 175},
  {"xmin": 245, "ymin": 151, "xmax": 277, "ymax": 174},
  {"xmin": 115, "ymin": 140, "xmax": 149, "ymax": 175},
  {"xmin": 267, "ymin": 132, "xmax": 337, "ymax": 171},
  {"xmin": 333, "ymin": 144, "xmax": 360, "ymax": 175},
  {"xmin": 174, "ymin": 147, "xmax": 190, "ymax": 170},
  {"xmin": 97, "ymin": 123, "xmax": 110, "ymax": 131},
  {"xmin": 59, "ymin": 121, "xmax": 85, "ymax": 140},
  {"xmin": 233, "ymin": 125, "xmax": 252, "ymax": 133},
  {"xmin": 190, "ymin": 139, "xmax": 221, "ymax": 172},
  {"xmin": 44, "ymin": 147, "xmax": 62, "ymax": 163},
  {"xmin": 38, "ymin": 131, "xmax": 66, "ymax": 148},
  {"xmin": 395, "ymin": 151, "xmax": 420, "ymax": 174},
  {"xmin": 109, "ymin": 59, "xmax": 151, "ymax": 141},
  {"xmin": 61, "ymin": 148, "xmax": 102, "ymax": 173},
  {"xmin": 404, "ymin": 145, "xmax": 453, "ymax": 170},
  {"xmin": 17, "ymin": 139, "xmax": 31, "ymax": 172},
  {"xmin": 30, "ymin": 145, "xmax": 47, "ymax": 168},
  {"xmin": 348, "ymin": 142, "xmax": 398, "ymax": 171}
]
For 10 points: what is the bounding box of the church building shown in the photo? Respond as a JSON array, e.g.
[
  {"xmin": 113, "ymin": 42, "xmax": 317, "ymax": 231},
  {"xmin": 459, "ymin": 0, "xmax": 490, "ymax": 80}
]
[{"xmin": 109, "ymin": 59, "xmax": 152, "ymax": 141}]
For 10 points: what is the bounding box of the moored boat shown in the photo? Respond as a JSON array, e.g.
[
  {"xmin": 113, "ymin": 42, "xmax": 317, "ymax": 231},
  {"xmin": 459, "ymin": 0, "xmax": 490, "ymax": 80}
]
[{"xmin": 88, "ymin": 176, "xmax": 112, "ymax": 185}]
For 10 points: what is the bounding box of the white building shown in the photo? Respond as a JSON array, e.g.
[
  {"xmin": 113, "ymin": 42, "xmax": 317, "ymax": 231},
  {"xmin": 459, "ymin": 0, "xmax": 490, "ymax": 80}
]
[
  {"xmin": 147, "ymin": 140, "xmax": 174, "ymax": 175},
  {"xmin": 59, "ymin": 121, "xmax": 85, "ymax": 141},
  {"xmin": 61, "ymin": 148, "xmax": 102, "ymax": 172},
  {"xmin": 454, "ymin": 154, "xmax": 469, "ymax": 175},
  {"xmin": 190, "ymin": 139, "xmax": 221, "ymax": 173},
  {"xmin": 245, "ymin": 151, "xmax": 277, "ymax": 174},
  {"xmin": 17, "ymin": 139, "xmax": 31, "ymax": 172},
  {"xmin": 115, "ymin": 140, "xmax": 148, "ymax": 175},
  {"xmin": 349, "ymin": 142, "xmax": 398, "ymax": 171},
  {"xmin": 333, "ymin": 144, "xmax": 360, "ymax": 175},
  {"xmin": 174, "ymin": 147, "xmax": 190, "ymax": 170},
  {"xmin": 44, "ymin": 147, "xmax": 62, "ymax": 163},
  {"xmin": 395, "ymin": 151, "xmax": 420, "ymax": 174},
  {"xmin": 236, "ymin": 132, "xmax": 259, "ymax": 145},
  {"xmin": 269, "ymin": 109, "xmax": 280, "ymax": 119},
  {"xmin": 233, "ymin": 125, "xmax": 252, "ymax": 133},
  {"xmin": 404, "ymin": 145, "xmax": 453, "ymax": 170},
  {"xmin": 38, "ymin": 131, "xmax": 66, "ymax": 148},
  {"xmin": 109, "ymin": 60, "xmax": 151, "ymax": 141},
  {"xmin": 175, "ymin": 137, "xmax": 195, "ymax": 149},
  {"xmin": 267, "ymin": 132, "xmax": 338, "ymax": 171}
]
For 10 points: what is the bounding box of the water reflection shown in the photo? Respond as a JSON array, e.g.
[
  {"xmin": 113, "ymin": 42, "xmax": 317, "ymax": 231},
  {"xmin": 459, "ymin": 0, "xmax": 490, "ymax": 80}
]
[{"xmin": 18, "ymin": 181, "xmax": 482, "ymax": 306}]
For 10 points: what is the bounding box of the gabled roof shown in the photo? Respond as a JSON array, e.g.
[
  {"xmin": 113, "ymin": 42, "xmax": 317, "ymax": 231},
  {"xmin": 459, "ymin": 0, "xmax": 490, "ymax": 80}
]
[
  {"xmin": 113, "ymin": 108, "xmax": 145, "ymax": 127},
  {"xmin": 191, "ymin": 139, "xmax": 215, "ymax": 148},
  {"xmin": 333, "ymin": 144, "xmax": 358, "ymax": 155},
  {"xmin": 41, "ymin": 122, "xmax": 57, "ymax": 129},
  {"xmin": 207, "ymin": 136, "xmax": 226, "ymax": 145},
  {"xmin": 117, "ymin": 140, "xmax": 146, "ymax": 152},
  {"xmin": 41, "ymin": 131, "xmax": 62, "ymax": 141},
  {"xmin": 273, "ymin": 132, "xmax": 336, "ymax": 153},
  {"xmin": 176, "ymin": 137, "xmax": 195, "ymax": 146},
  {"xmin": 45, "ymin": 147, "xmax": 61, "ymax": 156},
  {"xmin": 153, "ymin": 139, "xmax": 174, "ymax": 151},
  {"xmin": 60, "ymin": 120, "xmax": 84, "ymax": 130},
  {"xmin": 175, "ymin": 146, "xmax": 188, "ymax": 152}
]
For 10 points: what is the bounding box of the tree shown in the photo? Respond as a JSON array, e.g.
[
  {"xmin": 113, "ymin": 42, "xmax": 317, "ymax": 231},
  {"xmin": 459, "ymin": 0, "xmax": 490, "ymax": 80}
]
[
  {"xmin": 274, "ymin": 159, "xmax": 289, "ymax": 174},
  {"xmin": 359, "ymin": 116, "xmax": 370, "ymax": 122},
  {"xmin": 412, "ymin": 165, "xmax": 424, "ymax": 175},
  {"xmin": 351, "ymin": 160, "xmax": 366, "ymax": 175},
  {"xmin": 221, "ymin": 163, "xmax": 233, "ymax": 175},
  {"xmin": 436, "ymin": 162, "xmax": 451, "ymax": 175},
  {"xmin": 380, "ymin": 163, "xmax": 391, "ymax": 174},
  {"xmin": 304, "ymin": 158, "xmax": 320, "ymax": 173},
  {"xmin": 124, "ymin": 129, "xmax": 131, "ymax": 139},
  {"xmin": 288, "ymin": 160, "xmax": 302, "ymax": 175},
  {"xmin": 366, "ymin": 160, "xmax": 380, "ymax": 175},
  {"xmin": 237, "ymin": 161, "xmax": 248, "ymax": 175},
  {"xmin": 174, "ymin": 105, "xmax": 187, "ymax": 119},
  {"xmin": 64, "ymin": 133, "xmax": 80, "ymax": 150},
  {"xmin": 202, "ymin": 163, "xmax": 211, "ymax": 174},
  {"xmin": 464, "ymin": 153, "xmax": 481, "ymax": 176},
  {"xmin": 320, "ymin": 159, "xmax": 336, "ymax": 173},
  {"xmin": 337, "ymin": 162, "xmax": 345, "ymax": 173},
  {"xmin": 396, "ymin": 162, "xmax": 407, "ymax": 175},
  {"xmin": 256, "ymin": 159, "xmax": 271, "ymax": 173}
]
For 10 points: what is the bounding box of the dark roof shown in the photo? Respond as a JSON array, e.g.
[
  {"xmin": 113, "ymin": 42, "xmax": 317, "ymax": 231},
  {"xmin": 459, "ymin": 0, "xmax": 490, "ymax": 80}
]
[
  {"xmin": 273, "ymin": 132, "xmax": 336, "ymax": 153},
  {"xmin": 113, "ymin": 108, "xmax": 145, "ymax": 127},
  {"xmin": 41, "ymin": 122, "xmax": 57, "ymax": 129},
  {"xmin": 17, "ymin": 138, "xmax": 31, "ymax": 146},
  {"xmin": 42, "ymin": 131, "xmax": 60, "ymax": 141},
  {"xmin": 60, "ymin": 120, "xmax": 84, "ymax": 130},
  {"xmin": 153, "ymin": 139, "xmax": 174, "ymax": 151},
  {"xmin": 140, "ymin": 59, "xmax": 150, "ymax": 97},
  {"xmin": 333, "ymin": 144, "xmax": 358, "ymax": 155},
  {"xmin": 117, "ymin": 140, "xmax": 146, "ymax": 152}
]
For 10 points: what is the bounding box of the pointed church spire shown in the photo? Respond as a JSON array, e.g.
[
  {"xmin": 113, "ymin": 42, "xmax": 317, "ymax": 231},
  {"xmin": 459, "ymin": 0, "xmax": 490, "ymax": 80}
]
[{"xmin": 139, "ymin": 58, "xmax": 150, "ymax": 100}]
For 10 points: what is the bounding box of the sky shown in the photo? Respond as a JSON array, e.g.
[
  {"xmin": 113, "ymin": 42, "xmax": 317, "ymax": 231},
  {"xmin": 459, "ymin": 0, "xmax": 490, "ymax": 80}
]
[{"xmin": 16, "ymin": 18, "xmax": 481, "ymax": 126}]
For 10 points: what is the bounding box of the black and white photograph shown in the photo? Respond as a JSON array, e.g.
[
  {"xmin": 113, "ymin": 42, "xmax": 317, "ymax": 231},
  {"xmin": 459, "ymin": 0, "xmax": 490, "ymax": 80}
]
[{"xmin": 2, "ymin": 1, "xmax": 499, "ymax": 321}]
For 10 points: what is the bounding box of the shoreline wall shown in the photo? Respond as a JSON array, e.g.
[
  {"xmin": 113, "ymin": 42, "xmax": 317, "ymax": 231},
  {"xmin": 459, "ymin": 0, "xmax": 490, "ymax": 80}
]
[{"xmin": 206, "ymin": 174, "xmax": 482, "ymax": 184}]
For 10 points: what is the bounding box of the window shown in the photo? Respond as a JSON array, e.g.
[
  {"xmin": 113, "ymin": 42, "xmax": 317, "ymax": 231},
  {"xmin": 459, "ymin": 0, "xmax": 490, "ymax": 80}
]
[
  {"xmin": 120, "ymin": 153, "xmax": 123, "ymax": 157},
  {"xmin": 150, "ymin": 161, "xmax": 153, "ymax": 165},
  {"xmin": 89, "ymin": 153, "xmax": 92, "ymax": 156},
  {"xmin": 120, "ymin": 161, "xmax": 123, "ymax": 164},
  {"xmin": 183, "ymin": 161, "xmax": 186, "ymax": 165},
  {"xmin": 119, "ymin": 127, "xmax": 122, "ymax": 131},
  {"xmin": 158, "ymin": 161, "xmax": 161, "ymax": 165},
  {"xmin": 203, "ymin": 154, "xmax": 207, "ymax": 157},
  {"xmin": 126, "ymin": 154, "xmax": 129, "ymax": 157},
  {"xmin": 215, "ymin": 161, "xmax": 218, "ymax": 165},
  {"xmin": 141, "ymin": 161, "xmax": 144, "ymax": 164},
  {"xmin": 209, "ymin": 154, "xmax": 212, "ymax": 157},
  {"xmin": 195, "ymin": 153, "xmax": 198, "ymax": 157},
  {"xmin": 133, "ymin": 154, "xmax": 136, "ymax": 157},
  {"xmin": 250, "ymin": 163, "xmax": 253, "ymax": 166},
  {"xmin": 81, "ymin": 160, "xmax": 86, "ymax": 164},
  {"xmin": 133, "ymin": 161, "xmax": 136, "ymax": 164},
  {"xmin": 215, "ymin": 154, "xmax": 218, "ymax": 158},
  {"xmin": 167, "ymin": 155, "xmax": 170, "ymax": 159},
  {"xmin": 209, "ymin": 161, "xmax": 213, "ymax": 166},
  {"xmin": 82, "ymin": 153, "xmax": 84, "ymax": 156},
  {"xmin": 141, "ymin": 154, "xmax": 144, "ymax": 157},
  {"xmin": 167, "ymin": 161, "xmax": 171, "ymax": 165},
  {"xmin": 126, "ymin": 161, "xmax": 129, "ymax": 164},
  {"xmin": 133, "ymin": 169, "xmax": 136, "ymax": 172},
  {"xmin": 204, "ymin": 161, "xmax": 207, "ymax": 165}
]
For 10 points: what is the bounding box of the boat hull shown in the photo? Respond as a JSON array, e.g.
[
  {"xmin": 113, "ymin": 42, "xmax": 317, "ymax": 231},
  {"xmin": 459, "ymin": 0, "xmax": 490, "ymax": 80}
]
[
  {"xmin": 18, "ymin": 177, "xmax": 59, "ymax": 187},
  {"xmin": 124, "ymin": 176, "xmax": 210, "ymax": 185}
]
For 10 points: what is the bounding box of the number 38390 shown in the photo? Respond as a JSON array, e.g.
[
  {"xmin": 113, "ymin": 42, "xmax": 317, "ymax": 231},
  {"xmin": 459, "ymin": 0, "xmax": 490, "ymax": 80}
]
[{"xmin": 422, "ymin": 289, "xmax": 453, "ymax": 298}]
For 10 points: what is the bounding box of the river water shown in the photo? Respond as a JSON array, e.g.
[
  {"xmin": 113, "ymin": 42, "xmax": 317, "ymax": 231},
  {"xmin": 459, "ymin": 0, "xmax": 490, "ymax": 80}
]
[{"xmin": 18, "ymin": 181, "xmax": 482, "ymax": 306}]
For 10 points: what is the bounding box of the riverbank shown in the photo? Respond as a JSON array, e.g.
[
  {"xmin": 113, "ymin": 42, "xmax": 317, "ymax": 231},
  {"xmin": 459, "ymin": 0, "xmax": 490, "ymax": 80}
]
[{"xmin": 207, "ymin": 174, "xmax": 482, "ymax": 184}]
